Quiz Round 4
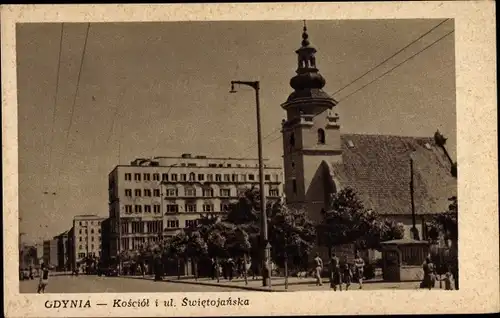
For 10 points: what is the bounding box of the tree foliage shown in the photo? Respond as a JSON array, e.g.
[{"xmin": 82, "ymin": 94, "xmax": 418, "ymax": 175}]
[
  {"xmin": 427, "ymin": 196, "xmax": 458, "ymax": 242},
  {"xmin": 318, "ymin": 187, "xmax": 406, "ymax": 251}
]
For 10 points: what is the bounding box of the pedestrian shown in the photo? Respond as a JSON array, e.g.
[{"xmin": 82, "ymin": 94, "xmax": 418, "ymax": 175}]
[
  {"xmin": 227, "ymin": 258, "xmax": 235, "ymax": 281},
  {"xmin": 439, "ymin": 268, "xmax": 454, "ymax": 290},
  {"xmin": 210, "ymin": 258, "xmax": 217, "ymax": 280},
  {"xmin": 353, "ymin": 252, "xmax": 365, "ymax": 289},
  {"xmin": 420, "ymin": 256, "xmax": 436, "ymax": 290},
  {"xmin": 313, "ymin": 253, "xmax": 323, "ymax": 286},
  {"xmin": 29, "ymin": 265, "xmax": 34, "ymax": 280},
  {"xmin": 37, "ymin": 264, "xmax": 49, "ymax": 294},
  {"xmin": 329, "ymin": 253, "xmax": 341, "ymax": 291},
  {"xmin": 342, "ymin": 263, "xmax": 353, "ymax": 291}
]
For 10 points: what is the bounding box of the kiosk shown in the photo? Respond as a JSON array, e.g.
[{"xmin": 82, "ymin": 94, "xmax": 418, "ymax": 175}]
[{"xmin": 381, "ymin": 239, "xmax": 430, "ymax": 282}]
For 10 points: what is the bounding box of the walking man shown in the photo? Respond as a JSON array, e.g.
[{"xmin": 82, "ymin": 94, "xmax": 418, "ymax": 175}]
[
  {"xmin": 329, "ymin": 253, "xmax": 341, "ymax": 291},
  {"xmin": 37, "ymin": 264, "xmax": 49, "ymax": 294},
  {"xmin": 313, "ymin": 253, "xmax": 323, "ymax": 286},
  {"xmin": 353, "ymin": 252, "xmax": 365, "ymax": 289}
]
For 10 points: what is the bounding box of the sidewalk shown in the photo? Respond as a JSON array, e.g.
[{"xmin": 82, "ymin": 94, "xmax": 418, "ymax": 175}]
[{"xmin": 120, "ymin": 275, "xmax": 424, "ymax": 292}]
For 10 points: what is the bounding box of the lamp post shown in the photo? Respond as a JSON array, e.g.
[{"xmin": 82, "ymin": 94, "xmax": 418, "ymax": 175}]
[{"xmin": 230, "ymin": 80, "xmax": 270, "ymax": 287}]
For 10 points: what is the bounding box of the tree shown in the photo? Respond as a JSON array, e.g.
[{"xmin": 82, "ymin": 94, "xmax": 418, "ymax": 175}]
[
  {"xmin": 186, "ymin": 230, "xmax": 208, "ymax": 280},
  {"xmin": 226, "ymin": 186, "xmax": 261, "ymax": 224},
  {"xmin": 318, "ymin": 188, "xmax": 407, "ymax": 253},
  {"xmin": 167, "ymin": 231, "xmax": 189, "ymax": 279},
  {"xmin": 268, "ymin": 201, "xmax": 316, "ymax": 270}
]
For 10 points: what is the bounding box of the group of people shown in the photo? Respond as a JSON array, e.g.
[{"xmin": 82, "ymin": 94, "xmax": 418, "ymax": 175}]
[
  {"xmin": 421, "ymin": 256, "xmax": 454, "ymax": 290},
  {"xmin": 210, "ymin": 257, "xmax": 253, "ymax": 281},
  {"xmin": 313, "ymin": 251, "xmax": 366, "ymax": 291}
]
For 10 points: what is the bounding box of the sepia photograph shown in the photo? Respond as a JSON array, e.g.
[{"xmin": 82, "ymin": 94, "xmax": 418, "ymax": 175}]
[
  {"xmin": 2, "ymin": 2, "xmax": 498, "ymax": 317},
  {"xmin": 17, "ymin": 18, "xmax": 458, "ymax": 294}
]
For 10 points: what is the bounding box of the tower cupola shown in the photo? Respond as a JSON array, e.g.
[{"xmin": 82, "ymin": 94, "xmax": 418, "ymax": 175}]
[{"xmin": 282, "ymin": 21, "xmax": 337, "ymax": 111}]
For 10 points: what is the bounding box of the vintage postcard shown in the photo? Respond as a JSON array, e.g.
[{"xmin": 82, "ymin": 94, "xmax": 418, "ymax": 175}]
[{"xmin": 2, "ymin": 2, "xmax": 498, "ymax": 317}]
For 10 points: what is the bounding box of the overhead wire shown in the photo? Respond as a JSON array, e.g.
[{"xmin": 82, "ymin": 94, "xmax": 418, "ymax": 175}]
[
  {"xmin": 331, "ymin": 18, "xmax": 450, "ymax": 96},
  {"xmin": 56, "ymin": 23, "xmax": 91, "ymax": 187},
  {"xmin": 44, "ymin": 23, "xmax": 65, "ymax": 186}
]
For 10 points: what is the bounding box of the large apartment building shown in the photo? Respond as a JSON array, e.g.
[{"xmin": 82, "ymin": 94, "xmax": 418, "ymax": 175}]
[
  {"xmin": 70, "ymin": 215, "xmax": 105, "ymax": 268},
  {"xmin": 42, "ymin": 239, "xmax": 57, "ymax": 268},
  {"xmin": 107, "ymin": 154, "xmax": 283, "ymax": 258}
]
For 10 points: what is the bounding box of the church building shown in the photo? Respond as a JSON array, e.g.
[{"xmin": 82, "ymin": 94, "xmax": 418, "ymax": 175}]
[{"xmin": 280, "ymin": 24, "xmax": 457, "ymax": 241}]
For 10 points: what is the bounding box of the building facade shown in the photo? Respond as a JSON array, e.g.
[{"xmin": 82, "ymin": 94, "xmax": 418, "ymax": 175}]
[
  {"xmin": 71, "ymin": 215, "xmax": 105, "ymax": 268},
  {"xmin": 107, "ymin": 154, "xmax": 283, "ymax": 258},
  {"xmin": 42, "ymin": 239, "xmax": 58, "ymax": 267},
  {"xmin": 54, "ymin": 231, "xmax": 70, "ymax": 271},
  {"xmin": 280, "ymin": 24, "xmax": 457, "ymax": 255}
]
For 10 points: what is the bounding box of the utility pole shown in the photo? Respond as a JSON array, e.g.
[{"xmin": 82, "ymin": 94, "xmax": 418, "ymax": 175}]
[
  {"xmin": 410, "ymin": 156, "xmax": 420, "ymax": 241},
  {"xmin": 230, "ymin": 80, "xmax": 271, "ymax": 287}
]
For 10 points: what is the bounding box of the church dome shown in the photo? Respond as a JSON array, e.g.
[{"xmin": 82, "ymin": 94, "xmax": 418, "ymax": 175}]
[{"xmin": 290, "ymin": 72, "xmax": 326, "ymax": 91}]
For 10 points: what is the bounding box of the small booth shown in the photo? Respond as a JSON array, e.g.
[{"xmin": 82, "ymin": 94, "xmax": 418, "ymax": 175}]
[{"xmin": 381, "ymin": 239, "xmax": 430, "ymax": 282}]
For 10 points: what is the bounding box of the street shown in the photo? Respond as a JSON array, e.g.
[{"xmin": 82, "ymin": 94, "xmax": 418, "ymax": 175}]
[{"xmin": 19, "ymin": 275, "xmax": 243, "ymax": 293}]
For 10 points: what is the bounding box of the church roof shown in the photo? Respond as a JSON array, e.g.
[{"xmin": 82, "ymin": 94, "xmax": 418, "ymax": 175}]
[{"xmin": 328, "ymin": 134, "xmax": 457, "ymax": 216}]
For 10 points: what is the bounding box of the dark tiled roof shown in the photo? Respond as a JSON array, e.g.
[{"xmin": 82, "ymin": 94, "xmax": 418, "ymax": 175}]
[{"xmin": 326, "ymin": 134, "xmax": 456, "ymax": 216}]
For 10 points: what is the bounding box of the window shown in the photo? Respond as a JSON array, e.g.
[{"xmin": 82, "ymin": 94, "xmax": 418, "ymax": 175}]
[
  {"xmin": 162, "ymin": 173, "xmax": 169, "ymax": 181},
  {"xmin": 166, "ymin": 188, "xmax": 177, "ymax": 197},
  {"xmin": 220, "ymin": 189, "xmax": 231, "ymax": 197},
  {"xmin": 290, "ymin": 133, "xmax": 295, "ymax": 147},
  {"xmin": 237, "ymin": 188, "xmax": 247, "ymax": 197},
  {"xmin": 207, "ymin": 174, "xmax": 213, "ymax": 181},
  {"xmin": 166, "ymin": 220, "xmax": 179, "ymax": 228},
  {"xmin": 135, "ymin": 205, "xmax": 142, "ymax": 213},
  {"xmin": 91, "ymin": 236, "xmax": 94, "ymax": 242},
  {"xmin": 198, "ymin": 174, "xmax": 204, "ymax": 181},
  {"xmin": 134, "ymin": 173, "xmax": 141, "ymax": 181},
  {"xmin": 91, "ymin": 229, "xmax": 94, "ymax": 234},
  {"xmin": 224, "ymin": 174, "xmax": 230, "ymax": 181},
  {"xmin": 203, "ymin": 188, "xmax": 214, "ymax": 197},
  {"xmin": 125, "ymin": 173, "xmax": 132, "ymax": 181},
  {"xmin": 79, "ymin": 229, "xmax": 82, "ymax": 234},
  {"xmin": 317, "ymin": 128, "xmax": 326, "ymax": 144},
  {"xmin": 232, "ymin": 174, "xmax": 238, "ymax": 182},
  {"xmin": 79, "ymin": 237, "xmax": 82, "ymax": 242},
  {"xmin": 265, "ymin": 174, "xmax": 271, "ymax": 181},
  {"xmin": 203, "ymin": 204, "xmax": 213, "ymax": 212},
  {"xmin": 144, "ymin": 173, "xmax": 151, "ymax": 181},
  {"xmin": 180, "ymin": 174, "xmax": 187, "ymax": 181},
  {"xmin": 166, "ymin": 205, "xmax": 179, "ymax": 213},
  {"xmin": 189, "ymin": 172, "xmax": 195, "ymax": 181},
  {"xmin": 79, "ymin": 221, "xmax": 82, "ymax": 226},
  {"xmin": 215, "ymin": 174, "xmax": 222, "ymax": 181},
  {"xmin": 227, "ymin": 164, "xmax": 232, "ymax": 167},
  {"xmin": 144, "ymin": 189, "xmax": 152, "ymax": 197},
  {"xmin": 240, "ymin": 174, "xmax": 246, "ymax": 182},
  {"xmin": 185, "ymin": 220, "xmax": 198, "ymax": 228},
  {"xmin": 135, "ymin": 189, "xmax": 141, "ymax": 197},
  {"xmin": 185, "ymin": 187, "xmax": 196, "ymax": 197},
  {"xmin": 78, "ymin": 252, "xmax": 85, "ymax": 258},
  {"xmin": 125, "ymin": 205, "xmax": 132, "ymax": 213},
  {"xmin": 185, "ymin": 204, "xmax": 197, "ymax": 212},
  {"xmin": 144, "ymin": 205, "xmax": 152, "ymax": 213},
  {"xmin": 154, "ymin": 205, "xmax": 161, "ymax": 213},
  {"xmin": 269, "ymin": 189, "xmax": 280, "ymax": 197},
  {"xmin": 79, "ymin": 245, "xmax": 83, "ymax": 250},
  {"xmin": 292, "ymin": 179, "xmax": 297, "ymax": 193},
  {"xmin": 248, "ymin": 174, "xmax": 255, "ymax": 181},
  {"xmin": 171, "ymin": 174, "xmax": 178, "ymax": 181},
  {"xmin": 153, "ymin": 189, "xmax": 160, "ymax": 197},
  {"xmin": 153, "ymin": 173, "xmax": 160, "ymax": 181},
  {"xmin": 220, "ymin": 203, "xmax": 230, "ymax": 212},
  {"xmin": 98, "ymin": 229, "xmax": 101, "ymax": 233},
  {"xmin": 91, "ymin": 221, "xmax": 94, "ymax": 225},
  {"xmin": 274, "ymin": 174, "xmax": 280, "ymax": 182}
]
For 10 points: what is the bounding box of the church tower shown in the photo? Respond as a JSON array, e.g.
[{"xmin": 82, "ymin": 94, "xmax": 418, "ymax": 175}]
[{"xmin": 281, "ymin": 22, "xmax": 341, "ymax": 222}]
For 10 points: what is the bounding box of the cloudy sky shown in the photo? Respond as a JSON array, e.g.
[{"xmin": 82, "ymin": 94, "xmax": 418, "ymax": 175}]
[{"xmin": 17, "ymin": 19, "xmax": 456, "ymax": 243}]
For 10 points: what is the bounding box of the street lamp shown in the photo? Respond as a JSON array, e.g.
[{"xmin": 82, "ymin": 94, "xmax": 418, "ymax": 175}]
[{"xmin": 230, "ymin": 80, "xmax": 271, "ymax": 287}]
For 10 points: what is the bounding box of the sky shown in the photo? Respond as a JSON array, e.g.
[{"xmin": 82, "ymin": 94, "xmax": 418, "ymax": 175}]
[{"xmin": 16, "ymin": 19, "xmax": 456, "ymax": 244}]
